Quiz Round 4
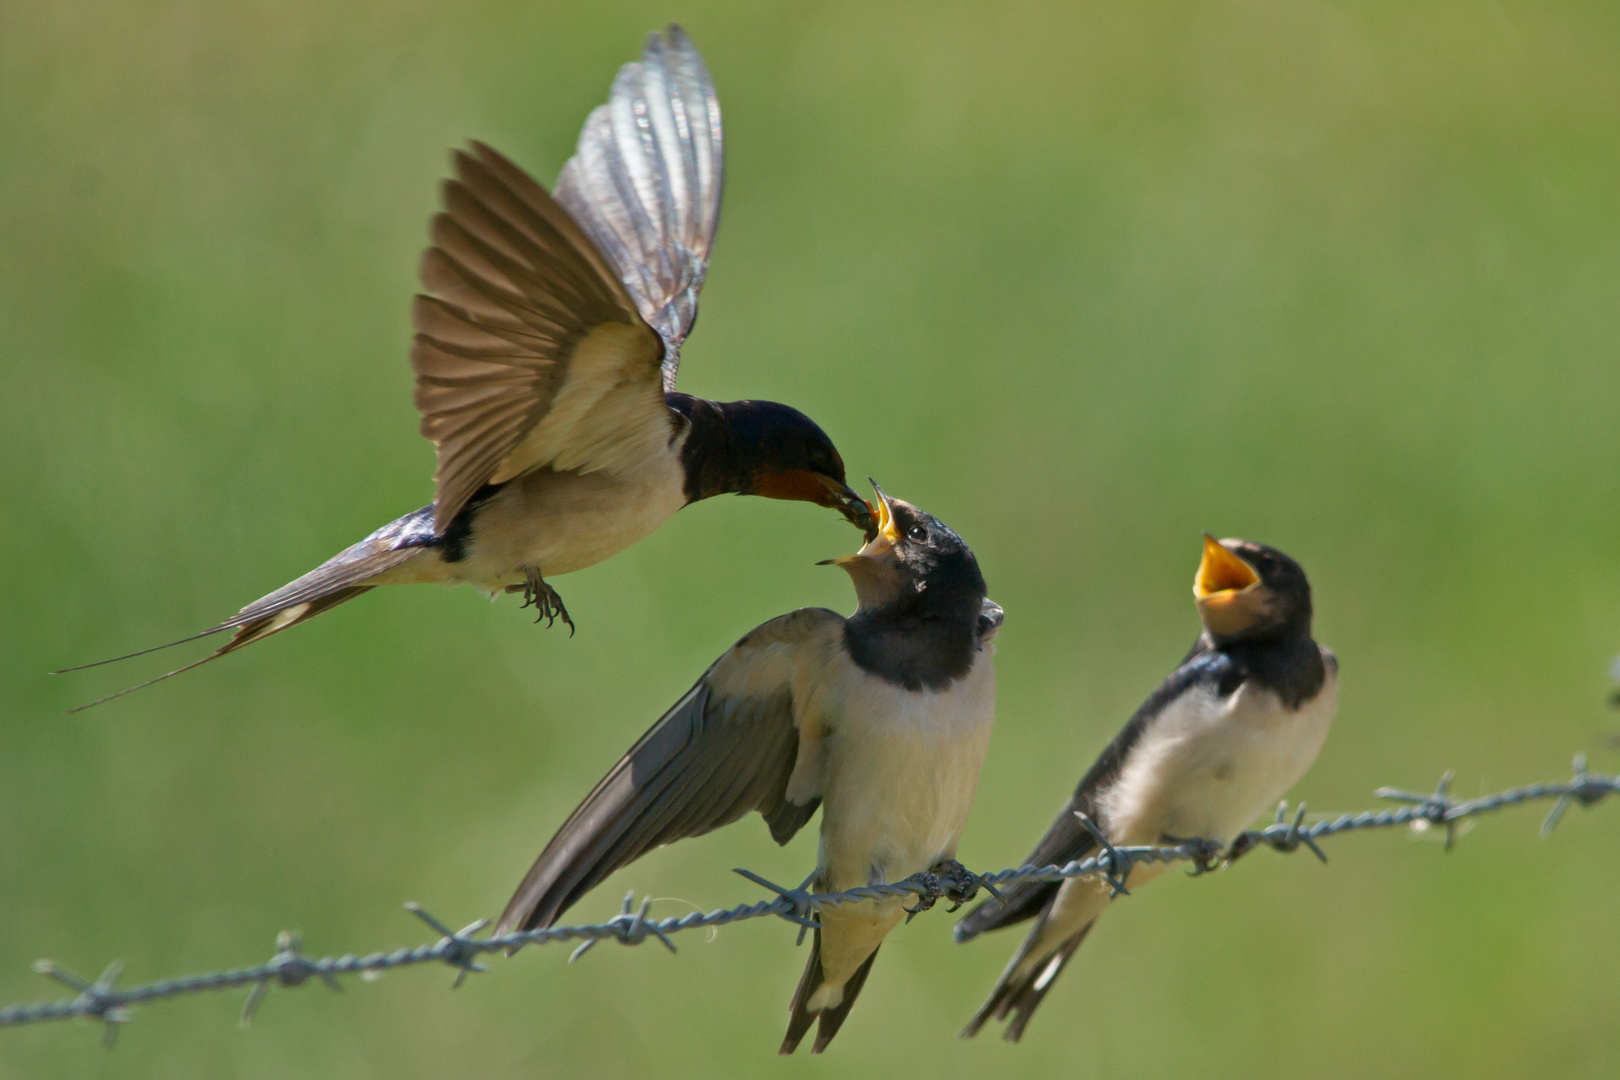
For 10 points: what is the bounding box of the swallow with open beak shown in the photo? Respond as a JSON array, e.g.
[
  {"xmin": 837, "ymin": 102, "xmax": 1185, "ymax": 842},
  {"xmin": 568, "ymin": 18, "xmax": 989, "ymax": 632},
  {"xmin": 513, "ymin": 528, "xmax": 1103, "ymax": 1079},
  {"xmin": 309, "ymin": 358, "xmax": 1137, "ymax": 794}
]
[
  {"xmin": 496, "ymin": 484, "xmax": 1001, "ymax": 1054},
  {"xmin": 955, "ymin": 535, "xmax": 1335, "ymax": 1042},
  {"xmin": 57, "ymin": 26, "xmax": 873, "ymax": 709}
]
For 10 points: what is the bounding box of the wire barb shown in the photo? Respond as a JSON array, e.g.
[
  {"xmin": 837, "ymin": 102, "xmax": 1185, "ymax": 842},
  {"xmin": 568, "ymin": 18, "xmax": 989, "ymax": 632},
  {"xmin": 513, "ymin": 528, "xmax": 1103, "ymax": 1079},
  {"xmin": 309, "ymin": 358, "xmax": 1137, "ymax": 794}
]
[
  {"xmin": 568, "ymin": 893, "xmax": 678, "ymax": 963},
  {"xmin": 405, "ymin": 904, "xmax": 491, "ymax": 988},
  {"xmin": 1072, "ymin": 811, "xmax": 1132, "ymax": 896},
  {"xmin": 1246, "ymin": 801, "xmax": 1329, "ymax": 863},
  {"xmin": 1541, "ymin": 752, "xmax": 1612, "ymax": 837},
  {"xmin": 241, "ymin": 930, "xmax": 343, "ymax": 1028},
  {"xmin": 32, "ymin": 960, "xmax": 129, "ymax": 1046},
  {"xmin": 733, "ymin": 869, "xmax": 818, "ymax": 931},
  {"xmin": 2, "ymin": 755, "xmax": 1616, "ymax": 1041},
  {"xmin": 1376, "ymin": 769, "xmax": 1459, "ymax": 848}
]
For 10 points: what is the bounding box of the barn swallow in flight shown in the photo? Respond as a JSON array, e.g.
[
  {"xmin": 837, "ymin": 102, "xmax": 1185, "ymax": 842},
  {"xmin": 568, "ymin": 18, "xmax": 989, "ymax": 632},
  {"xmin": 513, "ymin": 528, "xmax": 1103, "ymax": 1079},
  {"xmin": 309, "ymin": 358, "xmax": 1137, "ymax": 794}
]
[
  {"xmin": 57, "ymin": 26, "xmax": 872, "ymax": 709},
  {"xmin": 495, "ymin": 485, "xmax": 1002, "ymax": 1054},
  {"xmin": 955, "ymin": 536, "xmax": 1335, "ymax": 1042}
]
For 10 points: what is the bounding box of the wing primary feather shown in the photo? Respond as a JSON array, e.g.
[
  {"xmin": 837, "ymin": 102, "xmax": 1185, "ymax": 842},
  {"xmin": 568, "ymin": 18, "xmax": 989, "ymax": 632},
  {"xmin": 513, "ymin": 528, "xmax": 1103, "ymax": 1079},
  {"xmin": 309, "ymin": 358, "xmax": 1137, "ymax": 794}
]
[
  {"xmin": 553, "ymin": 25, "xmax": 724, "ymax": 390},
  {"xmin": 498, "ymin": 609, "xmax": 841, "ymax": 935},
  {"xmin": 412, "ymin": 141, "xmax": 655, "ymax": 532}
]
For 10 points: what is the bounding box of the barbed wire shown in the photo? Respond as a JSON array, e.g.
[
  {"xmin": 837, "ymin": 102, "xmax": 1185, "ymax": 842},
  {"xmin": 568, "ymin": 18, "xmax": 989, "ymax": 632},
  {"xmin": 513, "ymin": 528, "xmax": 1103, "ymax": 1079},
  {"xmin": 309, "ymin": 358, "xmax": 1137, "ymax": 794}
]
[{"xmin": 2, "ymin": 752, "xmax": 1614, "ymax": 1044}]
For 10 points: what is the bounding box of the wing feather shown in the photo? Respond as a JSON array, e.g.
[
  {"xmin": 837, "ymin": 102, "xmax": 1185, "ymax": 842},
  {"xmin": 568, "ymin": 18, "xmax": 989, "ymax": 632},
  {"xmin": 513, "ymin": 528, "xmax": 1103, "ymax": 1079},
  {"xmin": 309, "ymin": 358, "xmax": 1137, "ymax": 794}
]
[
  {"xmin": 554, "ymin": 25, "xmax": 723, "ymax": 390},
  {"xmin": 411, "ymin": 145, "xmax": 659, "ymax": 533},
  {"xmin": 497, "ymin": 608, "xmax": 842, "ymax": 935},
  {"xmin": 955, "ymin": 644, "xmax": 1228, "ymax": 942},
  {"xmin": 412, "ymin": 28, "xmax": 726, "ymax": 529}
]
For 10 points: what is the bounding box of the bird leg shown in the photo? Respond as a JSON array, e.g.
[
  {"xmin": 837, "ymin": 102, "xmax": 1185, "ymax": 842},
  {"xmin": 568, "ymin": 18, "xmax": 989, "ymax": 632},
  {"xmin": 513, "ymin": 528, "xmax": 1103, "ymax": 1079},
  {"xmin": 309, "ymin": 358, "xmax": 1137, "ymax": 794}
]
[
  {"xmin": 1161, "ymin": 833, "xmax": 1226, "ymax": 876},
  {"xmin": 1223, "ymin": 831, "xmax": 1261, "ymax": 866},
  {"xmin": 904, "ymin": 859, "xmax": 988, "ymax": 920},
  {"xmin": 507, "ymin": 566, "xmax": 575, "ymax": 636}
]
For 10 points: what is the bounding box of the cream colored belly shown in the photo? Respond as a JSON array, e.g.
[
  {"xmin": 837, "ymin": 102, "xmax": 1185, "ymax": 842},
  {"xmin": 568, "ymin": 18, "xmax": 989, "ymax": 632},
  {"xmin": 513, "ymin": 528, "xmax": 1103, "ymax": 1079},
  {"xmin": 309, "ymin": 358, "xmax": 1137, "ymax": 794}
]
[
  {"xmin": 816, "ymin": 650, "xmax": 998, "ymax": 892},
  {"xmin": 811, "ymin": 649, "xmax": 997, "ymax": 991},
  {"xmin": 403, "ymin": 456, "xmax": 687, "ymax": 589}
]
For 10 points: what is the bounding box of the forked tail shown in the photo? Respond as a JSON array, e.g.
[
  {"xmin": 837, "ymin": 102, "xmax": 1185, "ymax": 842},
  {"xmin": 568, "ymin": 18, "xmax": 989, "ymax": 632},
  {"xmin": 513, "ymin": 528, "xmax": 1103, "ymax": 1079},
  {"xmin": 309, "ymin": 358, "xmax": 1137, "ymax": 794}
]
[
  {"xmin": 780, "ymin": 924, "xmax": 882, "ymax": 1055},
  {"xmin": 54, "ymin": 507, "xmax": 439, "ymax": 710},
  {"xmin": 959, "ymin": 920, "xmax": 1092, "ymax": 1043}
]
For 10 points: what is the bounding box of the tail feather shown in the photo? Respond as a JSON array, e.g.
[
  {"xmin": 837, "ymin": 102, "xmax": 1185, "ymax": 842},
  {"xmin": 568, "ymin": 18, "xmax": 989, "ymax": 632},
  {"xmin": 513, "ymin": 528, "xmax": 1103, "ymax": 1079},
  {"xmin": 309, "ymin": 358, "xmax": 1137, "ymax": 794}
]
[
  {"xmin": 64, "ymin": 586, "xmax": 378, "ymax": 713},
  {"xmin": 953, "ymin": 880, "xmax": 1060, "ymax": 943},
  {"xmin": 960, "ymin": 922, "xmax": 1091, "ymax": 1042},
  {"xmin": 780, "ymin": 926, "xmax": 882, "ymax": 1055},
  {"xmin": 223, "ymin": 532, "xmax": 426, "ymax": 629},
  {"xmin": 49, "ymin": 626, "xmax": 238, "ymax": 674},
  {"xmin": 56, "ymin": 508, "xmax": 438, "ymax": 710}
]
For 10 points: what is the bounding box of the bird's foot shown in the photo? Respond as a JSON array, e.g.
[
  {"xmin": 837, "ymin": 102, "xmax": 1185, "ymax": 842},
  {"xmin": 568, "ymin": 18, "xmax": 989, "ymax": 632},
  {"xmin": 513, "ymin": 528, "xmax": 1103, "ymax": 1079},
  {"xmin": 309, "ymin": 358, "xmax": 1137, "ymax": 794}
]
[
  {"xmin": 508, "ymin": 567, "xmax": 574, "ymax": 636},
  {"xmin": 904, "ymin": 859, "xmax": 994, "ymax": 921},
  {"xmin": 1162, "ymin": 833, "xmax": 1226, "ymax": 876},
  {"xmin": 1223, "ymin": 831, "xmax": 1261, "ymax": 866},
  {"xmin": 931, "ymin": 859, "xmax": 991, "ymax": 909}
]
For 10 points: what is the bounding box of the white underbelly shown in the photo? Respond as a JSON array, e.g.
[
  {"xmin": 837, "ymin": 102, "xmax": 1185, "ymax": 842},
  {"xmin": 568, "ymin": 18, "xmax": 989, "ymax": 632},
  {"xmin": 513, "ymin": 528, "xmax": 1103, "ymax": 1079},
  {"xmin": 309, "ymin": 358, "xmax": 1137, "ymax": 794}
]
[{"xmin": 1100, "ymin": 669, "xmax": 1336, "ymax": 847}]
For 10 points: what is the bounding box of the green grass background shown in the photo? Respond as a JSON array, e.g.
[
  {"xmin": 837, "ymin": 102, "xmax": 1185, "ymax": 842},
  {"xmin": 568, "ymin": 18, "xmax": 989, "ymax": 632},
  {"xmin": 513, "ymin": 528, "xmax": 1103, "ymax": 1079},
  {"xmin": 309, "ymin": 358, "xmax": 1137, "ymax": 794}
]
[{"xmin": 4, "ymin": 1, "xmax": 1620, "ymax": 1076}]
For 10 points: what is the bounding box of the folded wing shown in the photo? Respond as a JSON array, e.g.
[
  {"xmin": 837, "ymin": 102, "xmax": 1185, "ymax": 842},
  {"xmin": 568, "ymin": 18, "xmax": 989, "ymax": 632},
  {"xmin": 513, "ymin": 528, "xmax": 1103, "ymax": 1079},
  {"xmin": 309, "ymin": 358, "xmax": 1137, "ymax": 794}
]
[
  {"xmin": 954, "ymin": 649, "xmax": 1224, "ymax": 942},
  {"xmin": 497, "ymin": 607, "xmax": 841, "ymax": 935}
]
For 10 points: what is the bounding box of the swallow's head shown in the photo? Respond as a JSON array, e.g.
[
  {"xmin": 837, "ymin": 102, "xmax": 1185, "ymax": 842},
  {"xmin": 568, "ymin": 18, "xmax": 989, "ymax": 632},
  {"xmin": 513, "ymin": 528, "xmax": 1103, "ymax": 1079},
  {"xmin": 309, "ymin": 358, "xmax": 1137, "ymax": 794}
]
[
  {"xmin": 1193, "ymin": 534, "xmax": 1312, "ymax": 643},
  {"xmin": 822, "ymin": 481, "xmax": 986, "ymax": 615},
  {"xmin": 724, "ymin": 400, "xmax": 873, "ymax": 533}
]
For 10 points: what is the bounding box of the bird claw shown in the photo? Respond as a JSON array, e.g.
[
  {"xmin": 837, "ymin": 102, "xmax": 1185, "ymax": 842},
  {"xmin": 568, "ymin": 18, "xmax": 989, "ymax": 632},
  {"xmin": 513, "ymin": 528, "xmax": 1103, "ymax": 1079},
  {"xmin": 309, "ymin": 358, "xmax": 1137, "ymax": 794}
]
[
  {"xmin": 1224, "ymin": 831, "xmax": 1260, "ymax": 866},
  {"xmin": 510, "ymin": 567, "xmax": 575, "ymax": 636},
  {"xmin": 1162, "ymin": 834, "xmax": 1225, "ymax": 876},
  {"xmin": 903, "ymin": 872, "xmax": 942, "ymax": 921},
  {"xmin": 903, "ymin": 860, "xmax": 994, "ymax": 921},
  {"xmin": 935, "ymin": 859, "xmax": 999, "ymax": 908},
  {"xmin": 1224, "ymin": 802, "xmax": 1329, "ymax": 866}
]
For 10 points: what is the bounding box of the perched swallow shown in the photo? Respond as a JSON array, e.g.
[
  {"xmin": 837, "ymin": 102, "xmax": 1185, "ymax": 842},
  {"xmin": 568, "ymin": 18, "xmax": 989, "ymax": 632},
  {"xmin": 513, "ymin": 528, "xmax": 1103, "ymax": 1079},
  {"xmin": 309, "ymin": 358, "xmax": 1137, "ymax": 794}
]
[
  {"xmin": 955, "ymin": 535, "xmax": 1336, "ymax": 1042},
  {"xmin": 495, "ymin": 485, "xmax": 1001, "ymax": 1054},
  {"xmin": 58, "ymin": 26, "xmax": 872, "ymax": 709}
]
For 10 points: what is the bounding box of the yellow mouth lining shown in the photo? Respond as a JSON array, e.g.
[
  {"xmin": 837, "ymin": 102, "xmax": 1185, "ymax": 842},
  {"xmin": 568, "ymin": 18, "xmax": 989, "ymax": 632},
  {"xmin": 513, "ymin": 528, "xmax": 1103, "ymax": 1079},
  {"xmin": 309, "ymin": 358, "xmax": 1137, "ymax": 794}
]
[
  {"xmin": 820, "ymin": 482, "xmax": 900, "ymax": 567},
  {"xmin": 870, "ymin": 481, "xmax": 899, "ymax": 544},
  {"xmin": 876, "ymin": 499, "xmax": 897, "ymax": 541},
  {"xmin": 1195, "ymin": 534, "xmax": 1260, "ymax": 596}
]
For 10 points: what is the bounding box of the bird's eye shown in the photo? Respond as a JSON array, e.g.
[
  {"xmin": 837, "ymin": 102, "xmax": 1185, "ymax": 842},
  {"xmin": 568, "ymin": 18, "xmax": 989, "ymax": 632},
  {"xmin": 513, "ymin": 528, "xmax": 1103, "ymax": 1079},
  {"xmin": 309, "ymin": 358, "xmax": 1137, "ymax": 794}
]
[{"xmin": 907, "ymin": 525, "xmax": 928, "ymax": 542}]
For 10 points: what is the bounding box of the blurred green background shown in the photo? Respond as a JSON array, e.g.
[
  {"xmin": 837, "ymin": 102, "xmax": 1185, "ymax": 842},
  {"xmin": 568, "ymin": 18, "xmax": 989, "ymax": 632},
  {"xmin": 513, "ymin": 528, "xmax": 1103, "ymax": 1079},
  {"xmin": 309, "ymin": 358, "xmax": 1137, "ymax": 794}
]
[{"xmin": 3, "ymin": 0, "xmax": 1619, "ymax": 1076}]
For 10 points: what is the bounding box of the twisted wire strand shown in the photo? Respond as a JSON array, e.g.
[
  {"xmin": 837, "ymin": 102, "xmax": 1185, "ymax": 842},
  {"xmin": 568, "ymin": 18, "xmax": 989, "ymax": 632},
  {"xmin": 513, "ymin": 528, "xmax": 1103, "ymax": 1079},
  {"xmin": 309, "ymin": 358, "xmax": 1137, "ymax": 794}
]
[{"xmin": 1, "ymin": 754, "xmax": 1612, "ymax": 1042}]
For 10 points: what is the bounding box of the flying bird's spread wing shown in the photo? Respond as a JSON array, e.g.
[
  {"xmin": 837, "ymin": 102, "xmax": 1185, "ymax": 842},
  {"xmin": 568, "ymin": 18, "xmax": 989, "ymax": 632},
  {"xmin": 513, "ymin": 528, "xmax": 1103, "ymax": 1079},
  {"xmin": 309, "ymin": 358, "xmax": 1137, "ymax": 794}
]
[
  {"xmin": 497, "ymin": 608, "xmax": 840, "ymax": 935},
  {"xmin": 412, "ymin": 27, "xmax": 724, "ymax": 533},
  {"xmin": 411, "ymin": 141, "xmax": 661, "ymax": 534},
  {"xmin": 554, "ymin": 24, "xmax": 723, "ymax": 392}
]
